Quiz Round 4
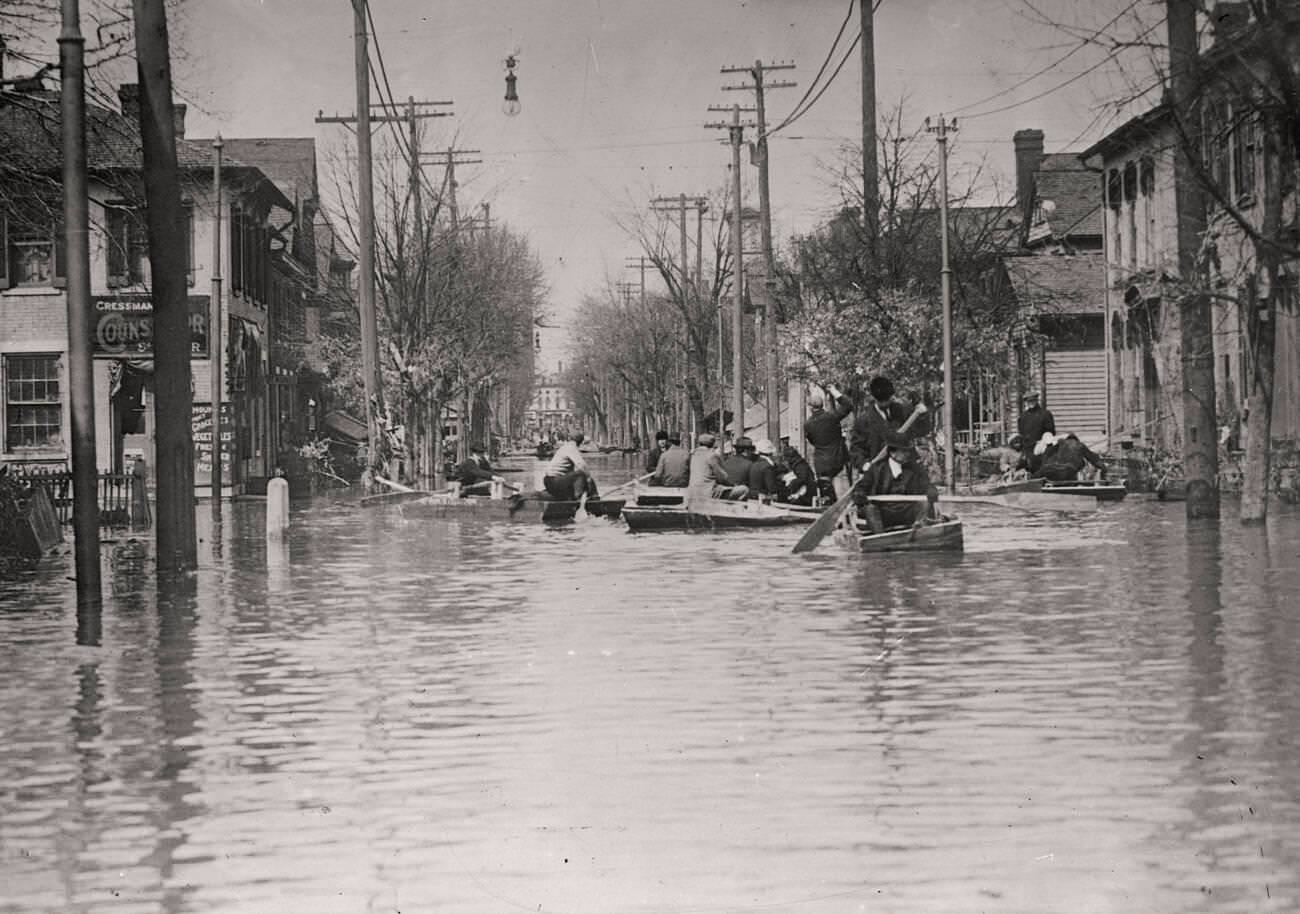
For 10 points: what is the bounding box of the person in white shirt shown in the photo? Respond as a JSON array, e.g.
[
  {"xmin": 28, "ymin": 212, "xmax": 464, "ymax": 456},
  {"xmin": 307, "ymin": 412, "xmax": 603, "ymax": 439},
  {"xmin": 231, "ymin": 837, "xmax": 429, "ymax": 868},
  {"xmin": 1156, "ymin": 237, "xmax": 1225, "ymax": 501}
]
[{"xmin": 543, "ymin": 433, "xmax": 598, "ymax": 500}]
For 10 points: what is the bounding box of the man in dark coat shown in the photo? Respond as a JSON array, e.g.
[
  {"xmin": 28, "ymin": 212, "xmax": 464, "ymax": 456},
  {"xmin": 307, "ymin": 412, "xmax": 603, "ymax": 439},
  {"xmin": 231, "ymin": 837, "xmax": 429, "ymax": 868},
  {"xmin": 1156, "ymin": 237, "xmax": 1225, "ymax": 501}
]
[
  {"xmin": 722, "ymin": 436, "xmax": 756, "ymax": 490},
  {"xmin": 649, "ymin": 434, "xmax": 690, "ymax": 487},
  {"xmin": 849, "ymin": 375, "xmax": 911, "ymax": 471},
  {"xmin": 1017, "ymin": 391, "xmax": 1055, "ymax": 471},
  {"xmin": 804, "ymin": 383, "xmax": 853, "ymax": 497},
  {"xmin": 776, "ymin": 443, "xmax": 818, "ymax": 506},
  {"xmin": 645, "ymin": 429, "xmax": 669, "ymax": 474},
  {"xmin": 1036, "ymin": 433, "xmax": 1108, "ymax": 482},
  {"xmin": 456, "ymin": 442, "xmax": 502, "ymax": 496},
  {"xmin": 856, "ymin": 431, "xmax": 938, "ymax": 532}
]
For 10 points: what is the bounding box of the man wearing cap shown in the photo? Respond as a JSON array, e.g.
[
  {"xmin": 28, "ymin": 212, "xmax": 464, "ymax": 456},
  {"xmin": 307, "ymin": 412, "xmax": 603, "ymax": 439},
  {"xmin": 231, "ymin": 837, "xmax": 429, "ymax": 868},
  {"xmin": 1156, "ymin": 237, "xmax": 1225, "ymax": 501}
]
[
  {"xmin": 804, "ymin": 382, "xmax": 853, "ymax": 498},
  {"xmin": 856, "ymin": 430, "xmax": 939, "ymax": 533},
  {"xmin": 747, "ymin": 439, "xmax": 780, "ymax": 500},
  {"xmin": 649, "ymin": 433, "xmax": 690, "ymax": 487},
  {"xmin": 645, "ymin": 429, "xmax": 670, "ymax": 474},
  {"xmin": 849, "ymin": 375, "xmax": 911, "ymax": 472},
  {"xmin": 723, "ymin": 436, "xmax": 756, "ymax": 491},
  {"xmin": 687, "ymin": 432, "xmax": 748, "ymax": 502},
  {"xmin": 1017, "ymin": 391, "xmax": 1055, "ymax": 472}
]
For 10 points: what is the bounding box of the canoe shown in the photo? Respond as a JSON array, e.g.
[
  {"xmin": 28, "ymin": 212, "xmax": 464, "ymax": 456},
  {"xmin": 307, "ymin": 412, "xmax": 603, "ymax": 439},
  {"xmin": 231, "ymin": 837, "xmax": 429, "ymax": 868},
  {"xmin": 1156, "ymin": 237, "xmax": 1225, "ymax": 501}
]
[
  {"xmin": 622, "ymin": 497, "xmax": 818, "ymax": 532},
  {"xmin": 399, "ymin": 492, "xmax": 625, "ymax": 523},
  {"xmin": 1040, "ymin": 479, "xmax": 1128, "ymax": 501},
  {"xmin": 835, "ymin": 515, "xmax": 964, "ymax": 554},
  {"xmin": 942, "ymin": 490, "xmax": 1097, "ymax": 513}
]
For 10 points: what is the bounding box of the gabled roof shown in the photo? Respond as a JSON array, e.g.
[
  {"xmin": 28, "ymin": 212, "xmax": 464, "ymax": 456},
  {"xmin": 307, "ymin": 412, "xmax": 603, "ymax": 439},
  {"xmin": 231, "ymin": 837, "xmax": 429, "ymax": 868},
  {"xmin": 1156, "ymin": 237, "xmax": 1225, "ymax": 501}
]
[
  {"xmin": 1079, "ymin": 105, "xmax": 1173, "ymax": 161},
  {"xmin": 1030, "ymin": 153, "xmax": 1103, "ymax": 240},
  {"xmin": 0, "ymin": 90, "xmax": 291, "ymax": 209},
  {"xmin": 1004, "ymin": 253, "xmax": 1105, "ymax": 314},
  {"xmin": 200, "ymin": 137, "xmax": 318, "ymax": 203}
]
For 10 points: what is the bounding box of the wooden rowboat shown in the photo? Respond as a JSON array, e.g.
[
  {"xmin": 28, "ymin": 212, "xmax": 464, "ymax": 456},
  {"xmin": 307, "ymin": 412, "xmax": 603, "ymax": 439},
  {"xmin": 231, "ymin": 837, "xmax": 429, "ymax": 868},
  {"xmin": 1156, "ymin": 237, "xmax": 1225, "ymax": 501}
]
[
  {"xmin": 399, "ymin": 492, "xmax": 625, "ymax": 523},
  {"xmin": 622, "ymin": 497, "xmax": 817, "ymax": 532},
  {"xmin": 834, "ymin": 515, "xmax": 964, "ymax": 554}
]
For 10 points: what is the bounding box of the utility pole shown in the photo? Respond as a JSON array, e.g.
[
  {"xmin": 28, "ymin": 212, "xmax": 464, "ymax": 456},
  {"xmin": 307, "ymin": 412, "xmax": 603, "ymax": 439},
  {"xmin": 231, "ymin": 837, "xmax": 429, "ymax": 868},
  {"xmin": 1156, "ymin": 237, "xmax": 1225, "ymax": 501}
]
[
  {"xmin": 422, "ymin": 147, "xmax": 482, "ymax": 231},
  {"xmin": 1167, "ymin": 0, "xmax": 1219, "ymax": 518},
  {"xmin": 650, "ymin": 194, "xmax": 709, "ymax": 431},
  {"xmin": 860, "ymin": 0, "xmax": 879, "ymax": 259},
  {"xmin": 706, "ymin": 104, "xmax": 754, "ymax": 443},
  {"xmin": 59, "ymin": 0, "xmax": 101, "ymax": 611},
  {"xmin": 210, "ymin": 136, "xmax": 224, "ymax": 513},
  {"xmin": 132, "ymin": 0, "xmax": 197, "ymax": 572},
  {"xmin": 723, "ymin": 59, "xmax": 794, "ymax": 443},
  {"xmin": 927, "ymin": 115, "xmax": 957, "ymax": 492},
  {"xmin": 316, "ymin": 39, "xmax": 452, "ymax": 471}
]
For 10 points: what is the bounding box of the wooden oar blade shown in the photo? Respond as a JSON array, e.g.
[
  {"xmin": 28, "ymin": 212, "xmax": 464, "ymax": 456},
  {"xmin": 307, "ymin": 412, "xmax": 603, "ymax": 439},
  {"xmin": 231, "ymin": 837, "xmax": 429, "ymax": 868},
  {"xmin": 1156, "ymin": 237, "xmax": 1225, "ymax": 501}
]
[{"xmin": 791, "ymin": 489, "xmax": 855, "ymax": 554}]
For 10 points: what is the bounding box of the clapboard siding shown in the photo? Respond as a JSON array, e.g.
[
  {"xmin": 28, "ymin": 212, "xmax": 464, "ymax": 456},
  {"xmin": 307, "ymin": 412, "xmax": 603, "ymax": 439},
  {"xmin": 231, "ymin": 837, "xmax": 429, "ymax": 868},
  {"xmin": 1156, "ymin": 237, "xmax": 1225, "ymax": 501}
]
[{"xmin": 1045, "ymin": 348, "xmax": 1107, "ymax": 441}]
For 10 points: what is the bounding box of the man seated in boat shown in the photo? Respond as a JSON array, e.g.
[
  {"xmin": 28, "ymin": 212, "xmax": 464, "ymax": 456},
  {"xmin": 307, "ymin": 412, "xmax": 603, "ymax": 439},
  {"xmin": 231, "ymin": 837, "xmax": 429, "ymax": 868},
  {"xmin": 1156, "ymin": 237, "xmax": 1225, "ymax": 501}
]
[
  {"xmin": 645, "ymin": 430, "xmax": 669, "ymax": 474},
  {"xmin": 649, "ymin": 433, "xmax": 690, "ymax": 487},
  {"xmin": 543, "ymin": 433, "xmax": 599, "ymax": 501},
  {"xmin": 456, "ymin": 441, "xmax": 506, "ymax": 496},
  {"xmin": 1034, "ymin": 432, "xmax": 1108, "ymax": 483},
  {"xmin": 723, "ymin": 436, "xmax": 756, "ymax": 491},
  {"xmin": 687, "ymin": 432, "xmax": 748, "ymax": 502},
  {"xmin": 776, "ymin": 442, "xmax": 817, "ymax": 506},
  {"xmin": 856, "ymin": 431, "xmax": 939, "ymax": 534},
  {"xmin": 747, "ymin": 439, "xmax": 780, "ymax": 501}
]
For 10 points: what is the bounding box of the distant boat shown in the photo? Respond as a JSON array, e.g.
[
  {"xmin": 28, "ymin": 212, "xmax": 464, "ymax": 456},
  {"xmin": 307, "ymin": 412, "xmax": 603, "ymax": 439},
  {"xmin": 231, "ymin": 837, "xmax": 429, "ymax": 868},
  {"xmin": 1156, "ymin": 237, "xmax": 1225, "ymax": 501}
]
[
  {"xmin": 1040, "ymin": 479, "xmax": 1128, "ymax": 501},
  {"xmin": 398, "ymin": 491, "xmax": 624, "ymax": 524},
  {"xmin": 622, "ymin": 493, "xmax": 816, "ymax": 532}
]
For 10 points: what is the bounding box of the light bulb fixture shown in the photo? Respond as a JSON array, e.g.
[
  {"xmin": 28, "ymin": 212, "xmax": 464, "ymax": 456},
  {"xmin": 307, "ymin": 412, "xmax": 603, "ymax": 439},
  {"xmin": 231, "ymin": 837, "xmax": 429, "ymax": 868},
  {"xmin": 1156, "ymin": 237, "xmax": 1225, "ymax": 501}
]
[{"xmin": 503, "ymin": 54, "xmax": 521, "ymax": 116}]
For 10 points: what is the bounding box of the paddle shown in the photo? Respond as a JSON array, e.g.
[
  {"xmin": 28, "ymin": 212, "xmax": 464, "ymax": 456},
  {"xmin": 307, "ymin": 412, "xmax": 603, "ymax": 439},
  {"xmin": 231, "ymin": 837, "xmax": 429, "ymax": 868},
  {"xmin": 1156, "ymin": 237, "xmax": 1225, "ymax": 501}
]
[
  {"xmin": 602, "ymin": 472, "xmax": 654, "ymax": 497},
  {"xmin": 791, "ymin": 403, "xmax": 929, "ymax": 554}
]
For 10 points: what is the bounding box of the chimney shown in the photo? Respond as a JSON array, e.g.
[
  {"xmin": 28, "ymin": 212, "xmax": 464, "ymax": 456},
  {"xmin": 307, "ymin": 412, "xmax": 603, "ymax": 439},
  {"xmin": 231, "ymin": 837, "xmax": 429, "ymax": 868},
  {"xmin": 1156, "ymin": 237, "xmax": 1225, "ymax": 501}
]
[
  {"xmin": 118, "ymin": 83, "xmax": 140, "ymax": 122},
  {"xmin": 1013, "ymin": 128, "xmax": 1045, "ymax": 221},
  {"xmin": 173, "ymin": 103, "xmax": 187, "ymax": 140}
]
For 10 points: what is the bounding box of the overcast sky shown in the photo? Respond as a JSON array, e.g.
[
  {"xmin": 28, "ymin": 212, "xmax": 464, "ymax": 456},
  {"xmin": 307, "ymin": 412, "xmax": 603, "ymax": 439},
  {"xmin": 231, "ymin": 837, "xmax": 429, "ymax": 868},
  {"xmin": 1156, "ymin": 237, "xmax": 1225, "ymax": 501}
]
[{"xmin": 162, "ymin": 0, "xmax": 1161, "ymax": 368}]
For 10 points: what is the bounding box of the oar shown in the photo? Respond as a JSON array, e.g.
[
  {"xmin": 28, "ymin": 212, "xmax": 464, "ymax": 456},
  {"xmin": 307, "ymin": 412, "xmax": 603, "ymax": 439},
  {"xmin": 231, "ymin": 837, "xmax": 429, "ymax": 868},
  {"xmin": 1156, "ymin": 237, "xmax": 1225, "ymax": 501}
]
[
  {"xmin": 602, "ymin": 472, "xmax": 654, "ymax": 497},
  {"xmin": 792, "ymin": 403, "xmax": 928, "ymax": 554}
]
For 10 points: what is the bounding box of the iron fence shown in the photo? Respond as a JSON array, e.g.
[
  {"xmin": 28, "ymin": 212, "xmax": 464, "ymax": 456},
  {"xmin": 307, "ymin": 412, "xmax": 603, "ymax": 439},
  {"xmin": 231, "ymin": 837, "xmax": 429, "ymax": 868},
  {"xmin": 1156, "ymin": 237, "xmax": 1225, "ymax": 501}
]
[{"xmin": 8, "ymin": 464, "xmax": 143, "ymax": 527}]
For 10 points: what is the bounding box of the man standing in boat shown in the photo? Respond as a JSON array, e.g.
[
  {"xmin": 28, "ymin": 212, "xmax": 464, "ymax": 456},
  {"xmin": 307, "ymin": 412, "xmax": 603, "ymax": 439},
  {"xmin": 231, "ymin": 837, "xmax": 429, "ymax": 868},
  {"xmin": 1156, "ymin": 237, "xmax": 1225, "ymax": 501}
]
[
  {"xmin": 849, "ymin": 375, "xmax": 911, "ymax": 472},
  {"xmin": 804, "ymin": 381, "xmax": 853, "ymax": 500},
  {"xmin": 856, "ymin": 430, "xmax": 939, "ymax": 533},
  {"xmin": 687, "ymin": 432, "xmax": 748, "ymax": 503},
  {"xmin": 1017, "ymin": 391, "xmax": 1055, "ymax": 472},
  {"xmin": 543, "ymin": 432, "xmax": 598, "ymax": 501},
  {"xmin": 649, "ymin": 433, "xmax": 690, "ymax": 487}
]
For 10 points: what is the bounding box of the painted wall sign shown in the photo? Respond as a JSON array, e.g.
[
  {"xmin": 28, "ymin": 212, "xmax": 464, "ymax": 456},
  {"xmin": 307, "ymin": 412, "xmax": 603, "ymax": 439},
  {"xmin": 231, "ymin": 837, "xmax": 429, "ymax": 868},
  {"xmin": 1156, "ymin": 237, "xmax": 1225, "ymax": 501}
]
[{"xmin": 92, "ymin": 295, "xmax": 211, "ymax": 358}]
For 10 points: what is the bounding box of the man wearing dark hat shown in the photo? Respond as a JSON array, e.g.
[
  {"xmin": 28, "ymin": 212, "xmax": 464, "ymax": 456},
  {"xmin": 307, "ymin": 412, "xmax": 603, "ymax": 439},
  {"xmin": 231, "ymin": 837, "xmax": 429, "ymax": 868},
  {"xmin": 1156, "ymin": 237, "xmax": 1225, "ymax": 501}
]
[
  {"xmin": 455, "ymin": 441, "xmax": 504, "ymax": 496},
  {"xmin": 747, "ymin": 439, "xmax": 780, "ymax": 500},
  {"xmin": 687, "ymin": 432, "xmax": 748, "ymax": 502},
  {"xmin": 803, "ymin": 382, "xmax": 853, "ymax": 498},
  {"xmin": 723, "ymin": 436, "xmax": 756, "ymax": 491},
  {"xmin": 849, "ymin": 374, "xmax": 911, "ymax": 471},
  {"xmin": 645, "ymin": 429, "xmax": 670, "ymax": 474},
  {"xmin": 649, "ymin": 433, "xmax": 690, "ymax": 487},
  {"xmin": 856, "ymin": 430, "xmax": 938, "ymax": 533},
  {"xmin": 1017, "ymin": 390, "xmax": 1055, "ymax": 472}
]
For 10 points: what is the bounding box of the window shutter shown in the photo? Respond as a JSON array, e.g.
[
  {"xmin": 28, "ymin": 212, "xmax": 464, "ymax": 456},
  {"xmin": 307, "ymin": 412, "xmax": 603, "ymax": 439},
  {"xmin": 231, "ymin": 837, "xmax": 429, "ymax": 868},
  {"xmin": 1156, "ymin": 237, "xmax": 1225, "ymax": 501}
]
[
  {"xmin": 106, "ymin": 207, "xmax": 127, "ymax": 287},
  {"xmin": 184, "ymin": 204, "xmax": 195, "ymax": 285},
  {"xmin": 0, "ymin": 212, "xmax": 9, "ymax": 289},
  {"xmin": 52, "ymin": 222, "xmax": 67, "ymax": 288},
  {"xmin": 231, "ymin": 208, "xmax": 243, "ymax": 293}
]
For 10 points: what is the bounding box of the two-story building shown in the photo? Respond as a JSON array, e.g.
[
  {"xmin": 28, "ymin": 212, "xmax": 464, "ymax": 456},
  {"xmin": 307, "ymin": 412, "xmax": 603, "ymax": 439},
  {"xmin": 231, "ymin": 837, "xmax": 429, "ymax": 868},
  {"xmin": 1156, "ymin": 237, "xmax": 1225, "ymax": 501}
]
[{"xmin": 1, "ymin": 81, "xmax": 344, "ymax": 494}]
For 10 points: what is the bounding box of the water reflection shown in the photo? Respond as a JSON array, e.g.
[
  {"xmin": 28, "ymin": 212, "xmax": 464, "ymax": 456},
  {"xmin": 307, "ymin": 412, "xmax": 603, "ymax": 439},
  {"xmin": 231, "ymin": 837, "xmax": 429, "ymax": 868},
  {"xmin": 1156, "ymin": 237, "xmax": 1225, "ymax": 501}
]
[{"xmin": 2, "ymin": 487, "xmax": 1299, "ymax": 912}]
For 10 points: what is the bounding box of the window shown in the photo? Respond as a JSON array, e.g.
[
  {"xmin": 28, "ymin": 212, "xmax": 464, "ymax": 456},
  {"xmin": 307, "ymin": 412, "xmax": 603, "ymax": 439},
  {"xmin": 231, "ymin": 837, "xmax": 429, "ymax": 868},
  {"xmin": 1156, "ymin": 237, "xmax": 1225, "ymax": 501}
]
[
  {"xmin": 4, "ymin": 354, "xmax": 63, "ymax": 452},
  {"xmin": 105, "ymin": 202, "xmax": 194, "ymax": 288},
  {"xmin": 1231, "ymin": 110, "xmax": 1256, "ymax": 200},
  {"xmin": 1, "ymin": 200, "xmax": 66, "ymax": 289}
]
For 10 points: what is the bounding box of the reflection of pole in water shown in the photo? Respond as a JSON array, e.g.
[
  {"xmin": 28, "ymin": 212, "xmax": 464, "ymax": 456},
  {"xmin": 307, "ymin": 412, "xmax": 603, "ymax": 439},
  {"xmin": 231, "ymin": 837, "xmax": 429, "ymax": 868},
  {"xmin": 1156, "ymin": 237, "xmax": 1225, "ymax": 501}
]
[{"xmin": 267, "ymin": 537, "xmax": 290, "ymax": 593}]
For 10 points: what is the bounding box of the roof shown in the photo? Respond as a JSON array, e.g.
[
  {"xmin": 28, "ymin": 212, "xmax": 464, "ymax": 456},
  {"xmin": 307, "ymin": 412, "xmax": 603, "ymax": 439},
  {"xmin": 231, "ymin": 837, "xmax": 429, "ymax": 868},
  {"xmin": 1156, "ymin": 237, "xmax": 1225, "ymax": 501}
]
[
  {"xmin": 1004, "ymin": 253, "xmax": 1106, "ymax": 314},
  {"xmin": 0, "ymin": 90, "xmax": 291, "ymax": 209},
  {"xmin": 1079, "ymin": 105, "xmax": 1173, "ymax": 161},
  {"xmin": 197, "ymin": 137, "xmax": 318, "ymax": 203},
  {"xmin": 1031, "ymin": 153, "xmax": 1103, "ymax": 240}
]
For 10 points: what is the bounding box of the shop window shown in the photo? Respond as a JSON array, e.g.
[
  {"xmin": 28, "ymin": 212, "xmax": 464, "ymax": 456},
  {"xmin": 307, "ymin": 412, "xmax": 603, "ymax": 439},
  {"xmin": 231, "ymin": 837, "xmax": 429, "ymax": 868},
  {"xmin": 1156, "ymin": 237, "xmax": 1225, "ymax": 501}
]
[
  {"xmin": 4, "ymin": 354, "xmax": 63, "ymax": 452},
  {"xmin": 1, "ymin": 201, "xmax": 66, "ymax": 289}
]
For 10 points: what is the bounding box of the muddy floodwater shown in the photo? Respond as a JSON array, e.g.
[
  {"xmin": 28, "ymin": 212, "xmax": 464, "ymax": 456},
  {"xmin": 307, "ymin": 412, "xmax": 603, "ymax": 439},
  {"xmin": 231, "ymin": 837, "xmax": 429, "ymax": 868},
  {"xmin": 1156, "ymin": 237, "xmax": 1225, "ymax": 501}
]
[{"xmin": 3, "ymin": 457, "xmax": 1299, "ymax": 913}]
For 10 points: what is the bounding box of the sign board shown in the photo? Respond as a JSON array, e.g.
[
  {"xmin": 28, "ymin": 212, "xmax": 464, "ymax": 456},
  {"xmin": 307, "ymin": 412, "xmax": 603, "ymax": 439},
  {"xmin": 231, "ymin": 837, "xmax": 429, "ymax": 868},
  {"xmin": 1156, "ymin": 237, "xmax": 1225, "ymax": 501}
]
[
  {"xmin": 93, "ymin": 295, "xmax": 211, "ymax": 358},
  {"xmin": 192, "ymin": 401, "xmax": 234, "ymax": 487}
]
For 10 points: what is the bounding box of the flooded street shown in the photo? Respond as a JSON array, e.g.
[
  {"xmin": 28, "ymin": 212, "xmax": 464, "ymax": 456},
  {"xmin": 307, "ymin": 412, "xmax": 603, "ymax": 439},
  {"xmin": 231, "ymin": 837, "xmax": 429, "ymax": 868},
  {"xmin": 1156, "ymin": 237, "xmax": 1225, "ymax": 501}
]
[{"xmin": 3, "ymin": 458, "xmax": 1300, "ymax": 913}]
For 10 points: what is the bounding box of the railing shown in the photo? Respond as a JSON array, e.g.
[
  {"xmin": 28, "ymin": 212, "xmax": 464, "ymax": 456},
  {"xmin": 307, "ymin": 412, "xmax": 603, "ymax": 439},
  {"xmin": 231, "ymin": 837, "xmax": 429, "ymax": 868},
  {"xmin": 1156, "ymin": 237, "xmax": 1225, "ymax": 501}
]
[{"xmin": 9, "ymin": 465, "xmax": 143, "ymax": 527}]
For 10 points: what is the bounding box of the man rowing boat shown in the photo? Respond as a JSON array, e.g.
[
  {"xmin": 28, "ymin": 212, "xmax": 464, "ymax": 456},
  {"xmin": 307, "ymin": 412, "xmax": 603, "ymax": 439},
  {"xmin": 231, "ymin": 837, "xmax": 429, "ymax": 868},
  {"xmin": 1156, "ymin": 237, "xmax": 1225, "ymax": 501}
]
[
  {"xmin": 455, "ymin": 441, "xmax": 506, "ymax": 496},
  {"xmin": 543, "ymin": 433, "xmax": 599, "ymax": 500},
  {"xmin": 856, "ymin": 430, "xmax": 938, "ymax": 533}
]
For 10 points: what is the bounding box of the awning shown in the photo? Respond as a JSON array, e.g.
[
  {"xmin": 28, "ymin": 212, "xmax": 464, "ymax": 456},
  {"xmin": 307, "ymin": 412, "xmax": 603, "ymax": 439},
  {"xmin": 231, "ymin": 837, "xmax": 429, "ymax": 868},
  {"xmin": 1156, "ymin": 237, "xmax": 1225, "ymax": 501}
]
[{"xmin": 322, "ymin": 409, "xmax": 367, "ymax": 443}]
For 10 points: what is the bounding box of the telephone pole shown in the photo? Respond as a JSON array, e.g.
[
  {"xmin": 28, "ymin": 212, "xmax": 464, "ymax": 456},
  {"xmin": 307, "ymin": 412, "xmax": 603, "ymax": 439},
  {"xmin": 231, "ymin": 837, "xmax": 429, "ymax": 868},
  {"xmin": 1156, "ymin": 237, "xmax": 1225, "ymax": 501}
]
[
  {"xmin": 707, "ymin": 104, "xmax": 755, "ymax": 442},
  {"xmin": 422, "ymin": 147, "xmax": 482, "ymax": 230},
  {"xmin": 650, "ymin": 194, "xmax": 709, "ymax": 433},
  {"xmin": 927, "ymin": 115, "xmax": 957, "ymax": 492},
  {"xmin": 860, "ymin": 0, "xmax": 879, "ymax": 259},
  {"xmin": 1167, "ymin": 0, "xmax": 1219, "ymax": 518},
  {"xmin": 723, "ymin": 59, "xmax": 794, "ymax": 442}
]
